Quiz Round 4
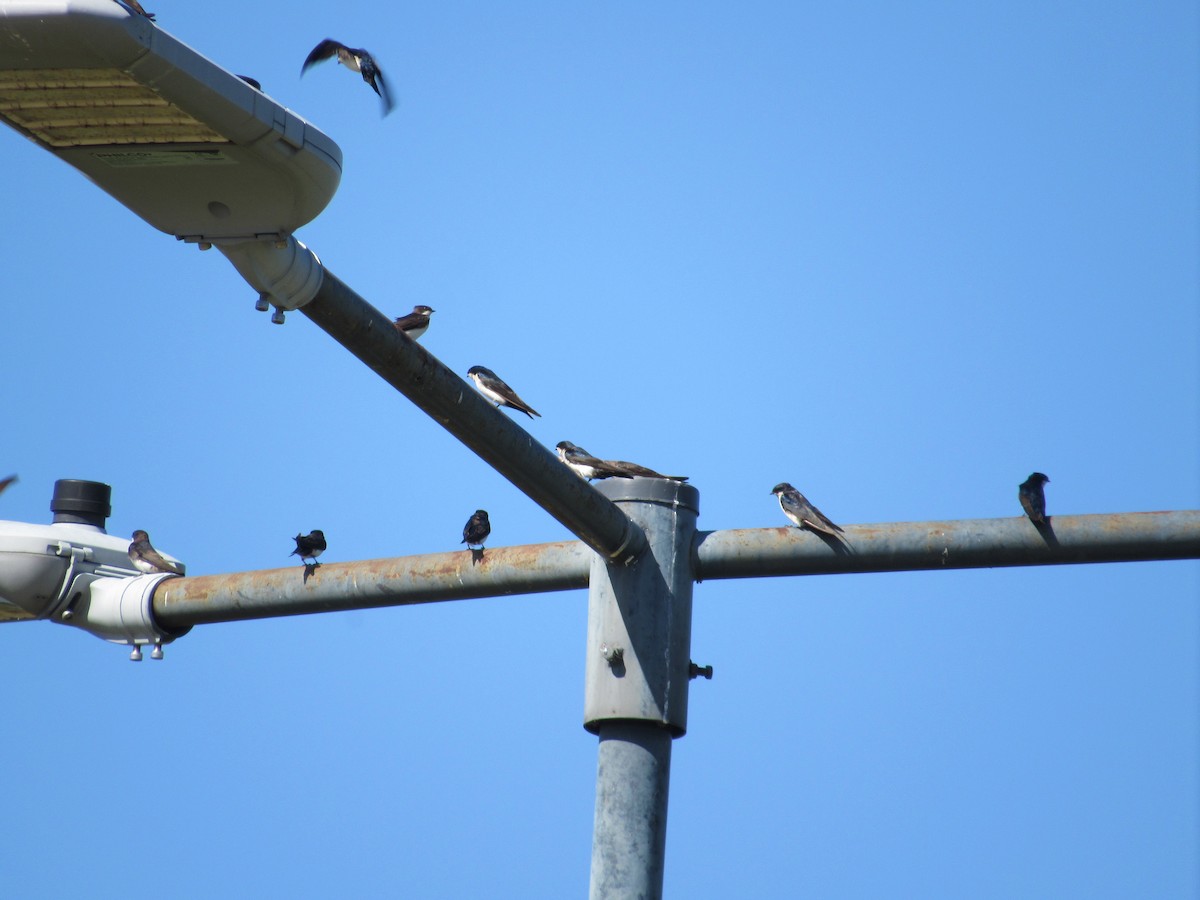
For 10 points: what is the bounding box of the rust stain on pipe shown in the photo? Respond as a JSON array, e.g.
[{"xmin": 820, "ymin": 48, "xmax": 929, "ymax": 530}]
[{"xmin": 154, "ymin": 540, "xmax": 592, "ymax": 628}]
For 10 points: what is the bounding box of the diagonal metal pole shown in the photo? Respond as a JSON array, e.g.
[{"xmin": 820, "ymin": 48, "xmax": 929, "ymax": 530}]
[{"xmin": 300, "ymin": 268, "xmax": 645, "ymax": 565}]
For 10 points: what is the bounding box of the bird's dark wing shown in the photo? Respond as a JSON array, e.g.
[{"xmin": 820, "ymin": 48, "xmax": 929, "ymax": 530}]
[
  {"xmin": 302, "ymin": 39, "xmax": 347, "ymax": 74},
  {"xmin": 360, "ymin": 58, "xmax": 395, "ymax": 114},
  {"xmin": 482, "ymin": 374, "xmax": 540, "ymax": 418},
  {"xmin": 797, "ymin": 496, "xmax": 842, "ymax": 534},
  {"xmin": 782, "ymin": 492, "xmax": 843, "ymax": 534},
  {"xmin": 779, "ymin": 491, "xmax": 805, "ymax": 522},
  {"xmin": 1019, "ymin": 487, "xmax": 1045, "ymax": 523},
  {"xmin": 566, "ymin": 448, "xmax": 604, "ymax": 467},
  {"xmin": 591, "ymin": 460, "xmax": 634, "ymax": 479},
  {"xmin": 393, "ymin": 310, "xmax": 426, "ymax": 332},
  {"xmin": 132, "ymin": 541, "xmax": 183, "ymax": 574},
  {"xmin": 608, "ymin": 460, "xmax": 688, "ymax": 481},
  {"xmin": 808, "ymin": 504, "xmax": 844, "ymax": 533},
  {"xmin": 498, "ymin": 385, "xmax": 540, "ymax": 418},
  {"xmin": 462, "ymin": 515, "xmax": 490, "ymax": 544},
  {"xmin": 608, "ymin": 460, "xmax": 663, "ymax": 477},
  {"xmin": 507, "ymin": 397, "xmax": 540, "ymax": 419}
]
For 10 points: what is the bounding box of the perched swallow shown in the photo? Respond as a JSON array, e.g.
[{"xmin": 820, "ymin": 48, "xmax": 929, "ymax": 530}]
[
  {"xmin": 554, "ymin": 441, "xmax": 685, "ymax": 481},
  {"xmin": 770, "ymin": 483, "xmax": 844, "ymax": 539},
  {"xmin": 0, "ymin": 474, "xmax": 16, "ymax": 498},
  {"xmin": 1019, "ymin": 472, "xmax": 1050, "ymax": 525},
  {"xmin": 237, "ymin": 75, "xmax": 263, "ymax": 91},
  {"xmin": 462, "ymin": 510, "xmax": 491, "ymax": 549},
  {"xmin": 128, "ymin": 530, "xmax": 183, "ymax": 575},
  {"xmin": 119, "ymin": 0, "xmax": 155, "ymax": 21},
  {"xmin": 291, "ymin": 530, "xmax": 327, "ymax": 566},
  {"xmin": 301, "ymin": 39, "xmax": 393, "ymax": 115},
  {"xmin": 393, "ymin": 305, "xmax": 435, "ymax": 341},
  {"xmin": 467, "ymin": 366, "xmax": 541, "ymax": 419},
  {"xmin": 555, "ymin": 441, "xmax": 628, "ymax": 481}
]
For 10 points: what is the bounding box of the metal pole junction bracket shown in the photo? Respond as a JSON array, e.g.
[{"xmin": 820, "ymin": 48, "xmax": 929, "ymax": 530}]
[
  {"xmin": 64, "ymin": 571, "xmax": 189, "ymax": 660},
  {"xmin": 219, "ymin": 235, "xmax": 323, "ymax": 324},
  {"xmin": 585, "ymin": 477, "xmax": 700, "ymax": 737}
]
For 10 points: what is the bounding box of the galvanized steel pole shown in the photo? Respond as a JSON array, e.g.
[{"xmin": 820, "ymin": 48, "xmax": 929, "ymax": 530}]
[
  {"xmin": 584, "ymin": 478, "xmax": 700, "ymax": 900},
  {"xmin": 694, "ymin": 510, "xmax": 1200, "ymax": 580},
  {"xmin": 298, "ymin": 268, "xmax": 645, "ymax": 565}
]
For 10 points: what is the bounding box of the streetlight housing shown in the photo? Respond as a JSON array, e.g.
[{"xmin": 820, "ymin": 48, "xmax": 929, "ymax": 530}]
[
  {"xmin": 0, "ymin": 479, "xmax": 189, "ymax": 656},
  {"xmin": 0, "ymin": 0, "xmax": 342, "ymax": 245}
]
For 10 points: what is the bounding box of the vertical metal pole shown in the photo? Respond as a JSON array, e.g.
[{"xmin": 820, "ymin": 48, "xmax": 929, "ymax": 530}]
[
  {"xmin": 591, "ymin": 721, "xmax": 673, "ymax": 898},
  {"xmin": 585, "ymin": 478, "xmax": 699, "ymax": 900}
]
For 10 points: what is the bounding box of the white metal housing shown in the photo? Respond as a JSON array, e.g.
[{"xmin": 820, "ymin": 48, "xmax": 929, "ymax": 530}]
[{"xmin": 0, "ymin": 0, "xmax": 342, "ymax": 244}]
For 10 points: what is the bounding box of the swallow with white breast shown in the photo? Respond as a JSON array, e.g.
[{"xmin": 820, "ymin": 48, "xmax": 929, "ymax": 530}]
[
  {"xmin": 770, "ymin": 483, "xmax": 844, "ymax": 539},
  {"xmin": 302, "ymin": 39, "xmax": 393, "ymax": 115},
  {"xmin": 393, "ymin": 305, "xmax": 435, "ymax": 341},
  {"xmin": 467, "ymin": 366, "xmax": 541, "ymax": 419}
]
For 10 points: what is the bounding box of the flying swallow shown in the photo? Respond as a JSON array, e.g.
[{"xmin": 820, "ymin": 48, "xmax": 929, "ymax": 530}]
[
  {"xmin": 0, "ymin": 474, "xmax": 15, "ymax": 498},
  {"xmin": 291, "ymin": 530, "xmax": 327, "ymax": 567},
  {"xmin": 1019, "ymin": 472, "xmax": 1050, "ymax": 525},
  {"xmin": 128, "ymin": 530, "xmax": 184, "ymax": 575},
  {"xmin": 393, "ymin": 305, "xmax": 435, "ymax": 341},
  {"xmin": 462, "ymin": 510, "xmax": 491, "ymax": 549},
  {"xmin": 467, "ymin": 366, "xmax": 541, "ymax": 419},
  {"xmin": 302, "ymin": 39, "xmax": 393, "ymax": 115},
  {"xmin": 770, "ymin": 483, "xmax": 844, "ymax": 539},
  {"xmin": 119, "ymin": 0, "xmax": 155, "ymax": 21}
]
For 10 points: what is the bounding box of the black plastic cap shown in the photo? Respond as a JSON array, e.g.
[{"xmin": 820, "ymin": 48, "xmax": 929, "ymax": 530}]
[{"xmin": 51, "ymin": 479, "xmax": 112, "ymax": 528}]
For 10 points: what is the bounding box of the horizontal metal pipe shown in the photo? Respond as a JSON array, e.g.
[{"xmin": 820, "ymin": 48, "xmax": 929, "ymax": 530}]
[
  {"xmin": 694, "ymin": 511, "xmax": 1200, "ymax": 580},
  {"xmin": 299, "ymin": 268, "xmax": 644, "ymax": 564},
  {"xmin": 152, "ymin": 541, "xmax": 591, "ymax": 628},
  {"xmin": 149, "ymin": 511, "xmax": 1199, "ymax": 630}
]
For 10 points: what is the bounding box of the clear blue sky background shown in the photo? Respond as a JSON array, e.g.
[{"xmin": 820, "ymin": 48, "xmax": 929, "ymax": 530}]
[{"xmin": 2, "ymin": 1, "xmax": 1197, "ymax": 897}]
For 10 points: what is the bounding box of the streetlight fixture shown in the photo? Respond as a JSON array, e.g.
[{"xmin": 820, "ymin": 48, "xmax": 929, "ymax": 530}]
[{"xmin": 0, "ymin": 0, "xmax": 341, "ymax": 245}]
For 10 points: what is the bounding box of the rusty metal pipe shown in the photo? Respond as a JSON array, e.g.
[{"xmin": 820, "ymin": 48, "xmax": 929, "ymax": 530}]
[
  {"xmin": 297, "ymin": 268, "xmax": 645, "ymax": 564},
  {"xmin": 693, "ymin": 511, "xmax": 1200, "ymax": 580},
  {"xmin": 153, "ymin": 541, "xmax": 591, "ymax": 628},
  {"xmin": 151, "ymin": 511, "xmax": 1199, "ymax": 630}
]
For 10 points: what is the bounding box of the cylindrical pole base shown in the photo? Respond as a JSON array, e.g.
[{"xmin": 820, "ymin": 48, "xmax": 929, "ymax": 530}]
[{"xmin": 589, "ymin": 720, "xmax": 672, "ymax": 900}]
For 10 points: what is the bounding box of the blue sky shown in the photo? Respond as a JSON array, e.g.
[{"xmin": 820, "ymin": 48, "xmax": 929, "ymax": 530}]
[{"xmin": 2, "ymin": 1, "xmax": 1197, "ymax": 897}]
